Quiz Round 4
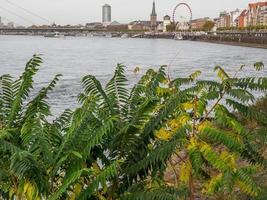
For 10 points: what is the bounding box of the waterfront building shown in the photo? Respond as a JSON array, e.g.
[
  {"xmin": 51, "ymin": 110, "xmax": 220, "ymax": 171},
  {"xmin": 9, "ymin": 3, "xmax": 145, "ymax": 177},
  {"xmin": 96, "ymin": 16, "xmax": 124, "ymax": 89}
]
[
  {"xmin": 150, "ymin": 1, "xmax": 157, "ymax": 31},
  {"xmin": 230, "ymin": 9, "xmax": 240, "ymax": 27},
  {"xmin": 259, "ymin": 3, "xmax": 267, "ymax": 25},
  {"xmin": 102, "ymin": 4, "xmax": 111, "ymax": 26},
  {"xmin": 218, "ymin": 11, "xmax": 231, "ymax": 28},
  {"xmin": 128, "ymin": 20, "xmax": 151, "ymax": 31},
  {"xmin": 191, "ymin": 17, "xmax": 211, "ymax": 30},
  {"xmin": 247, "ymin": 2, "xmax": 267, "ymax": 26},
  {"xmin": 248, "ymin": 2, "xmax": 260, "ymax": 26},
  {"xmin": 238, "ymin": 9, "xmax": 248, "ymax": 28},
  {"xmin": 213, "ymin": 18, "xmax": 220, "ymax": 31},
  {"xmin": 157, "ymin": 22, "xmax": 164, "ymax": 32},
  {"xmin": 128, "ymin": 20, "xmax": 163, "ymax": 32},
  {"xmin": 163, "ymin": 15, "xmax": 171, "ymax": 32}
]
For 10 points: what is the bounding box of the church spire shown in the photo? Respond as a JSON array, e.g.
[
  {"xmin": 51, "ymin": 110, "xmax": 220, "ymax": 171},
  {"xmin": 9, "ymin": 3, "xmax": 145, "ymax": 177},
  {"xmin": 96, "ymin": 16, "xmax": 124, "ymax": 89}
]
[
  {"xmin": 151, "ymin": 1, "xmax": 157, "ymax": 16},
  {"xmin": 150, "ymin": 1, "xmax": 157, "ymax": 31}
]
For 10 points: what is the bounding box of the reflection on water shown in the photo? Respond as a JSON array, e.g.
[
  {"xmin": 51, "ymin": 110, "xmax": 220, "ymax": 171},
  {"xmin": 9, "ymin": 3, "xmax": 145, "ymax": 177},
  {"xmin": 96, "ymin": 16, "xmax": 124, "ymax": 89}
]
[{"xmin": 0, "ymin": 35, "xmax": 266, "ymax": 115}]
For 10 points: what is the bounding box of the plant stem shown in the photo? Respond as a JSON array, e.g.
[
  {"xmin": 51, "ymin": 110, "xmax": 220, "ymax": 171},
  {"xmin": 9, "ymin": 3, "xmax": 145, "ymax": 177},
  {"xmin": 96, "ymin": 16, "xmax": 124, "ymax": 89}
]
[
  {"xmin": 189, "ymin": 171, "xmax": 194, "ymax": 200},
  {"xmin": 168, "ymin": 160, "xmax": 179, "ymax": 187},
  {"xmin": 199, "ymin": 91, "xmax": 226, "ymax": 126},
  {"xmin": 192, "ymin": 96, "xmax": 198, "ymax": 136}
]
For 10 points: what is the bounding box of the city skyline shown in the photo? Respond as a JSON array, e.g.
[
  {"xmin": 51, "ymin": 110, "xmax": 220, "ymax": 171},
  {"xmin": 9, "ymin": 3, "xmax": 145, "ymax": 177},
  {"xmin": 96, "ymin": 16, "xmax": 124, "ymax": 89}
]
[{"xmin": 0, "ymin": 0, "xmax": 264, "ymax": 26}]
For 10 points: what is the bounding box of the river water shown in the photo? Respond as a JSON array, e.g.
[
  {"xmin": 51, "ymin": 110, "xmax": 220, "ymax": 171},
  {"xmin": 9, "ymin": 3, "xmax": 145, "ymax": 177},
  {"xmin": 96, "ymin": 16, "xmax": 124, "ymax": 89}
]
[{"xmin": 0, "ymin": 35, "xmax": 266, "ymax": 115}]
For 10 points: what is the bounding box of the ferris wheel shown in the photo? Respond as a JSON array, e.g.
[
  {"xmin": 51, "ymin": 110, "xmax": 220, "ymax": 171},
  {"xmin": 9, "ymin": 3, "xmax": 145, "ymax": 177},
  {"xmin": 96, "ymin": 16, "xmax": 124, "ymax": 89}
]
[{"xmin": 172, "ymin": 3, "xmax": 193, "ymax": 30}]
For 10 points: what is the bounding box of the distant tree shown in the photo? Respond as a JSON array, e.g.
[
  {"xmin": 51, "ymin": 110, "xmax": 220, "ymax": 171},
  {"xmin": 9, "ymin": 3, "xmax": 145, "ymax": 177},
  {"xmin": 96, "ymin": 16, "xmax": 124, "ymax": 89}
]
[
  {"xmin": 203, "ymin": 21, "xmax": 215, "ymax": 31},
  {"xmin": 30, "ymin": 25, "xmax": 38, "ymax": 28},
  {"xmin": 107, "ymin": 25, "xmax": 129, "ymax": 32},
  {"xmin": 166, "ymin": 23, "xmax": 176, "ymax": 32}
]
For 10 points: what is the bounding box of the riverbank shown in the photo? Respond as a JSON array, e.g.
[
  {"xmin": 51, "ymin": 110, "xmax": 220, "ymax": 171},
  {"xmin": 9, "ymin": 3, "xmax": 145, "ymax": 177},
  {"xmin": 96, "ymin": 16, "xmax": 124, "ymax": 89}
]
[
  {"xmin": 138, "ymin": 34, "xmax": 267, "ymax": 49},
  {"xmin": 193, "ymin": 39, "xmax": 267, "ymax": 49},
  {"xmin": 1, "ymin": 32, "xmax": 267, "ymax": 49},
  {"xmin": 192, "ymin": 33, "xmax": 267, "ymax": 49}
]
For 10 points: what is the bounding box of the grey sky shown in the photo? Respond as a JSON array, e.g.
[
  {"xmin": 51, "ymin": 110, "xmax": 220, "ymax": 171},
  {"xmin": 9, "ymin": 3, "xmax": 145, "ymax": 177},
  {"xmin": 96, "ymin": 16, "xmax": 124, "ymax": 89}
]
[{"xmin": 0, "ymin": 0, "xmax": 261, "ymax": 26}]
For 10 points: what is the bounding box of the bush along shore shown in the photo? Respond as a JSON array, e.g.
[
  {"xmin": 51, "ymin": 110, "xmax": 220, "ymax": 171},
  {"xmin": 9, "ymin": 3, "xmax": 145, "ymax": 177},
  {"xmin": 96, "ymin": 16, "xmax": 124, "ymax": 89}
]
[{"xmin": 0, "ymin": 55, "xmax": 267, "ymax": 200}]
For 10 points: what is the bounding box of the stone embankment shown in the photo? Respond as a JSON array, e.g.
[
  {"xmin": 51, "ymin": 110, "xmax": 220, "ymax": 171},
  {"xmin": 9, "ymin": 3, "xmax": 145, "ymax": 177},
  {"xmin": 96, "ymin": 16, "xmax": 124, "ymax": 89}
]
[{"xmin": 194, "ymin": 33, "xmax": 267, "ymax": 49}]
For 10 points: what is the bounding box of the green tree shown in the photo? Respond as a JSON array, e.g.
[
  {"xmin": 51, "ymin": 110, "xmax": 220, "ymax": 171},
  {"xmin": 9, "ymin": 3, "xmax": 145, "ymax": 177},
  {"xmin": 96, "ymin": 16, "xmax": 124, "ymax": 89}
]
[
  {"xmin": 166, "ymin": 23, "xmax": 176, "ymax": 32},
  {"xmin": 203, "ymin": 20, "xmax": 215, "ymax": 31}
]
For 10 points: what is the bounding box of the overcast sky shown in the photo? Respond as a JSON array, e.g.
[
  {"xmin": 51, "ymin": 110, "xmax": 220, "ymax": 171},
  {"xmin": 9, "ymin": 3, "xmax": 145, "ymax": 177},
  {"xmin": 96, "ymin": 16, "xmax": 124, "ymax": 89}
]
[{"xmin": 0, "ymin": 0, "xmax": 261, "ymax": 26}]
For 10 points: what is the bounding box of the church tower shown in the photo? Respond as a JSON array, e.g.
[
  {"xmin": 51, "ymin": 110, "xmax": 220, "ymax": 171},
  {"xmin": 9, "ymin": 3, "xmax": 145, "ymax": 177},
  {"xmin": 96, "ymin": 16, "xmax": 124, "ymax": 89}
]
[{"xmin": 150, "ymin": 1, "xmax": 157, "ymax": 31}]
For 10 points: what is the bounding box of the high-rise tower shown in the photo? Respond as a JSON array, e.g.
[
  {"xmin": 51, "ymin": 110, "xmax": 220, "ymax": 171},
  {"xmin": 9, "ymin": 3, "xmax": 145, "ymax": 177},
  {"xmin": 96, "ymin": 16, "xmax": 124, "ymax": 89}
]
[
  {"xmin": 150, "ymin": 1, "xmax": 157, "ymax": 31},
  {"xmin": 102, "ymin": 4, "xmax": 111, "ymax": 26},
  {"xmin": 0, "ymin": 16, "xmax": 2, "ymax": 25}
]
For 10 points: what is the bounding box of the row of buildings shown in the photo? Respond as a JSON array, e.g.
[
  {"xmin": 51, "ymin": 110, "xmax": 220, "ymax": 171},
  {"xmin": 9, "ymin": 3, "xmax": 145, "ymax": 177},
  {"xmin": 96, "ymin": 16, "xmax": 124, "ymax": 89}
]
[
  {"xmin": 216, "ymin": 2, "xmax": 267, "ymax": 29},
  {"xmin": 127, "ymin": 1, "xmax": 267, "ymax": 32},
  {"xmin": 183, "ymin": 1, "xmax": 267, "ymax": 31},
  {"xmin": 87, "ymin": 1, "xmax": 172, "ymax": 32}
]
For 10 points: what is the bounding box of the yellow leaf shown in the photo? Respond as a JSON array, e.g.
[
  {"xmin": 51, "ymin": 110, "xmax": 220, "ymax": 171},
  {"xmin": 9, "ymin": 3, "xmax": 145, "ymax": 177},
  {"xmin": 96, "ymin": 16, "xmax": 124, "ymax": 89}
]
[
  {"xmin": 202, "ymin": 173, "xmax": 223, "ymax": 195},
  {"xmin": 156, "ymin": 113, "xmax": 190, "ymax": 141},
  {"xmin": 9, "ymin": 188, "xmax": 15, "ymax": 199},
  {"xmin": 155, "ymin": 128, "xmax": 171, "ymax": 141},
  {"xmin": 156, "ymin": 87, "xmax": 171, "ymax": 96},
  {"xmin": 182, "ymin": 102, "xmax": 194, "ymax": 110},
  {"xmin": 168, "ymin": 119, "xmax": 180, "ymax": 129},
  {"xmin": 197, "ymin": 121, "xmax": 212, "ymax": 132},
  {"xmin": 168, "ymin": 113, "xmax": 190, "ymax": 129},
  {"xmin": 189, "ymin": 70, "xmax": 202, "ymax": 80},
  {"xmin": 187, "ymin": 137, "xmax": 198, "ymax": 151},
  {"xmin": 177, "ymin": 113, "xmax": 190, "ymax": 125},
  {"xmin": 23, "ymin": 182, "xmax": 30, "ymax": 194},
  {"xmin": 214, "ymin": 66, "xmax": 230, "ymax": 81},
  {"xmin": 68, "ymin": 183, "xmax": 82, "ymax": 200},
  {"xmin": 236, "ymin": 180, "xmax": 259, "ymax": 196},
  {"xmin": 23, "ymin": 181, "xmax": 39, "ymax": 200},
  {"xmin": 180, "ymin": 161, "xmax": 192, "ymax": 184},
  {"xmin": 92, "ymin": 162, "xmax": 101, "ymax": 172},
  {"xmin": 220, "ymin": 151, "xmax": 236, "ymax": 169}
]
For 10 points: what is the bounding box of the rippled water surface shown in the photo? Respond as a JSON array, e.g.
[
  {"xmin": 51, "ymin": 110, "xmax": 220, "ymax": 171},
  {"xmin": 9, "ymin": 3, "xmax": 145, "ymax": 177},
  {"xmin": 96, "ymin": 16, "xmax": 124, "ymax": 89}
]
[{"xmin": 1, "ymin": 35, "xmax": 266, "ymax": 115}]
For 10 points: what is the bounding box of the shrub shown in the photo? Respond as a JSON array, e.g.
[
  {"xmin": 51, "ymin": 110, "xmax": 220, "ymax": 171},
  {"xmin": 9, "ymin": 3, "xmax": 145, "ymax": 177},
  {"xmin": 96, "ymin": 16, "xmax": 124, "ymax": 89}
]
[{"xmin": 0, "ymin": 56, "xmax": 267, "ymax": 200}]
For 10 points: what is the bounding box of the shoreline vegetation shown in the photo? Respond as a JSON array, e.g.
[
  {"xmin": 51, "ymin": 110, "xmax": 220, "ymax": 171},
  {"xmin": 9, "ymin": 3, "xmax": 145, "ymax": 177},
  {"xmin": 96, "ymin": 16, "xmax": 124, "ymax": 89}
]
[{"xmin": 0, "ymin": 55, "xmax": 267, "ymax": 200}]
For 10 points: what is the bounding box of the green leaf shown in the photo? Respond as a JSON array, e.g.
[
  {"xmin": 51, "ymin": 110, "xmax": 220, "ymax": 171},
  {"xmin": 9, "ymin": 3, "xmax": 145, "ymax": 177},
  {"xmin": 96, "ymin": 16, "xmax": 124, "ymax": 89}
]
[{"xmin": 254, "ymin": 62, "xmax": 264, "ymax": 71}]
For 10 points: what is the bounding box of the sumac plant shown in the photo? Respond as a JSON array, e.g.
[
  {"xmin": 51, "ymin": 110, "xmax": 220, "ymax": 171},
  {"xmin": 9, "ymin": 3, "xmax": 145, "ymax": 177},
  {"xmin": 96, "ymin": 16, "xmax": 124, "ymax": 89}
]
[{"xmin": 0, "ymin": 55, "xmax": 266, "ymax": 200}]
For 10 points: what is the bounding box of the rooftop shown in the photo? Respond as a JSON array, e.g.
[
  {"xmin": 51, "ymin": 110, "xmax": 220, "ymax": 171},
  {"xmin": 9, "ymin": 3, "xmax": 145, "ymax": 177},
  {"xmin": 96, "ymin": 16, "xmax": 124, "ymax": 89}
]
[
  {"xmin": 240, "ymin": 9, "xmax": 248, "ymax": 17},
  {"xmin": 164, "ymin": 15, "xmax": 171, "ymax": 20},
  {"xmin": 103, "ymin": 4, "xmax": 111, "ymax": 7},
  {"xmin": 249, "ymin": 2, "xmax": 267, "ymax": 9}
]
